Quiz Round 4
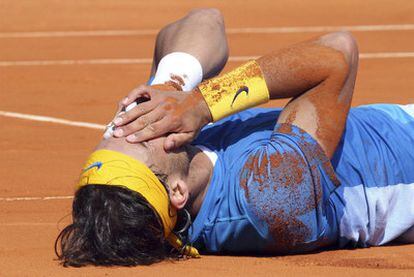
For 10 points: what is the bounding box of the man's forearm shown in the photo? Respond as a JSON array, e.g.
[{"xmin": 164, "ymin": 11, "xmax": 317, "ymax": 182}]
[
  {"xmin": 257, "ymin": 39, "xmax": 349, "ymax": 100},
  {"xmin": 197, "ymin": 33, "xmax": 352, "ymax": 122}
]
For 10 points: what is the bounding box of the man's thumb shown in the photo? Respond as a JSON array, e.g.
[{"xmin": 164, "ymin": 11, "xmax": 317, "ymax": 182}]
[{"xmin": 164, "ymin": 133, "xmax": 194, "ymax": 151}]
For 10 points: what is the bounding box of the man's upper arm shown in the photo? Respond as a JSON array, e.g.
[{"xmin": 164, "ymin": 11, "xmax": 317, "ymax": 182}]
[{"xmin": 276, "ymin": 32, "xmax": 359, "ymax": 158}]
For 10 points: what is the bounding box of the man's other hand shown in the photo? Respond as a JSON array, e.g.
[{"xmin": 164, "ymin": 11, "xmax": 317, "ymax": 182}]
[{"xmin": 113, "ymin": 85, "xmax": 212, "ymax": 151}]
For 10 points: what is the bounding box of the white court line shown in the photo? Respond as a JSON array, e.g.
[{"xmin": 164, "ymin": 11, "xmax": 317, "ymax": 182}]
[
  {"xmin": 0, "ymin": 195, "xmax": 73, "ymax": 202},
  {"xmin": 360, "ymin": 52, "xmax": 414, "ymax": 59},
  {"xmin": 1, "ymin": 52, "xmax": 414, "ymax": 67},
  {"xmin": 0, "ymin": 29, "xmax": 158, "ymax": 38},
  {"xmin": 0, "ymin": 111, "xmax": 98, "ymax": 202},
  {"xmin": 0, "ymin": 24, "xmax": 413, "ymax": 38},
  {"xmin": 0, "ymin": 222, "xmax": 67, "ymax": 226},
  {"xmin": 0, "ymin": 58, "xmax": 152, "ymax": 66},
  {"xmin": 0, "ymin": 110, "xmax": 105, "ymax": 130},
  {"xmin": 227, "ymin": 24, "xmax": 414, "ymax": 34}
]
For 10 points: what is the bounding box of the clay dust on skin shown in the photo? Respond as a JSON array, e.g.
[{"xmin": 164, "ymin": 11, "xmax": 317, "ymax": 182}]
[
  {"xmin": 239, "ymin": 124, "xmax": 340, "ymax": 253},
  {"xmin": 164, "ymin": 74, "xmax": 186, "ymax": 91}
]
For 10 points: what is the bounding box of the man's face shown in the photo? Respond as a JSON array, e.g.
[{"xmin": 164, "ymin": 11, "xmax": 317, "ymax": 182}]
[
  {"xmin": 140, "ymin": 137, "xmax": 170, "ymax": 172},
  {"xmin": 97, "ymin": 133, "xmax": 191, "ymax": 195},
  {"xmin": 130, "ymin": 136, "xmax": 191, "ymax": 210},
  {"xmin": 122, "ymin": 136, "xmax": 190, "ymax": 179}
]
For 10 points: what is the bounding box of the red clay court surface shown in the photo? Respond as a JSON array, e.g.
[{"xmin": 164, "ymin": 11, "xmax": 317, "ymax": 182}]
[{"xmin": 1, "ymin": 1, "xmax": 414, "ymax": 276}]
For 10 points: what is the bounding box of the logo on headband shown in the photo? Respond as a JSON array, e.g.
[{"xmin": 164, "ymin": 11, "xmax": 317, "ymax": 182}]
[{"xmin": 83, "ymin": 161, "xmax": 103, "ymax": 172}]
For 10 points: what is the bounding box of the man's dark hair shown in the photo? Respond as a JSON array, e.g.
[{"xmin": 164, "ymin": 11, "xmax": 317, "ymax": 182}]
[{"xmin": 55, "ymin": 185, "xmax": 180, "ymax": 267}]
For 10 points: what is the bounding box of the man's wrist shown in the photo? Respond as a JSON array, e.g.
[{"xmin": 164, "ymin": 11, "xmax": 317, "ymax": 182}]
[
  {"xmin": 193, "ymin": 88, "xmax": 213, "ymax": 125},
  {"xmin": 197, "ymin": 60, "xmax": 270, "ymax": 122}
]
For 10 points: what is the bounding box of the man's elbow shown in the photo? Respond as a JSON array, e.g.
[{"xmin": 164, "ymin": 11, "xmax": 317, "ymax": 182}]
[{"xmin": 319, "ymin": 31, "xmax": 358, "ymax": 103}]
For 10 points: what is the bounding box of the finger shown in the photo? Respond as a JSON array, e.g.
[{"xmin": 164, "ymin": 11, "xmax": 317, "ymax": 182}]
[
  {"xmin": 126, "ymin": 117, "xmax": 174, "ymax": 143},
  {"xmin": 110, "ymin": 102, "xmax": 124, "ymax": 121},
  {"xmin": 106, "ymin": 102, "xmax": 125, "ymax": 128},
  {"xmin": 114, "ymin": 108, "xmax": 165, "ymax": 137},
  {"xmin": 103, "ymin": 103, "xmax": 126, "ymax": 139},
  {"xmin": 113, "ymin": 98, "xmax": 160, "ymax": 126},
  {"xmin": 164, "ymin": 132, "xmax": 195, "ymax": 151},
  {"xmin": 122, "ymin": 85, "xmax": 151, "ymax": 106}
]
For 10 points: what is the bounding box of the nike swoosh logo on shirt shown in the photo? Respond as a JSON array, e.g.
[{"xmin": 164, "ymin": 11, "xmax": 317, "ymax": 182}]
[{"xmin": 231, "ymin": 86, "xmax": 249, "ymax": 107}]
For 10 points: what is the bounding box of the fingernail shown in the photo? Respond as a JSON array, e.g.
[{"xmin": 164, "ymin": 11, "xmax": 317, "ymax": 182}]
[
  {"xmin": 114, "ymin": 129, "xmax": 123, "ymax": 137},
  {"xmin": 114, "ymin": 117, "xmax": 122, "ymax": 125},
  {"xmin": 126, "ymin": 134, "xmax": 136, "ymax": 141},
  {"xmin": 165, "ymin": 141, "xmax": 174, "ymax": 150},
  {"xmin": 122, "ymin": 97, "xmax": 129, "ymax": 105}
]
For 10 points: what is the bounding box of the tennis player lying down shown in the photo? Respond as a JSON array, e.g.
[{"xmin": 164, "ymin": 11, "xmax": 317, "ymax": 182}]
[{"xmin": 56, "ymin": 9, "xmax": 414, "ymax": 267}]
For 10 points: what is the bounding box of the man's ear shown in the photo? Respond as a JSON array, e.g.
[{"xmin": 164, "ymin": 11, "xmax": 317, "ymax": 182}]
[{"xmin": 168, "ymin": 179, "xmax": 189, "ymax": 210}]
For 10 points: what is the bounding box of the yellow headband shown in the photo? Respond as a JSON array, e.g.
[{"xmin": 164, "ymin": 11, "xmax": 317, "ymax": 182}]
[
  {"xmin": 76, "ymin": 149, "xmax": 176, "ymax": 237},
  {"xmin": 76, "ymin": 149, "xmax": 200, "ymax": 257}
]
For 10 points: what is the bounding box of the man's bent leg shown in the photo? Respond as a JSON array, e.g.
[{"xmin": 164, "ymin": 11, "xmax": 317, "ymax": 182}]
[{"xmin": 150, "ymin": 8, "xmax": 228, "ymax": 79}]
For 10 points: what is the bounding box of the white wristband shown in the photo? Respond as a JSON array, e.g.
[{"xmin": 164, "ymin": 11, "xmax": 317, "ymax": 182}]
[
  {"xmin": 103, "ymin": 52, "xmax": 202, "ymax": 139},
  {"xmin": 150, "ymin": 52, "xmax": 203, "ymax": 91}
]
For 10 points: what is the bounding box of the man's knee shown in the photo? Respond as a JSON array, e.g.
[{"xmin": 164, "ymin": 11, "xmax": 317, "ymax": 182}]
[
  {"xmin": 158, "ymin": 8, "xmax": 224, "ymax": 39},
  {"xmin": 187, "ymin": 8, "xmax": 224, "ymax": 26}
]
